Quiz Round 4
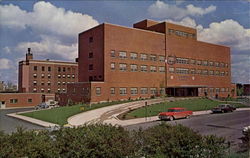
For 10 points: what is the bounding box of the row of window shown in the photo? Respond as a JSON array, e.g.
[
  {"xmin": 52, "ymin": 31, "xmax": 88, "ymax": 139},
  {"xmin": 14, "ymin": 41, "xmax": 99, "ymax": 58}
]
[
  {"xmin": 32, "ymin": 88, "xmax": 66, "ymax": 93},
  {"xmin": 199, "ymin": 87, "xmax": 231, "ymax": 93},
  {"xmin": 169, "ymin": 67, "xmax": 229, "ymax": 76},
  {"xmin": 168, "ymin": 29, "xmax": 196, "ymax": 39},
  {"xmin": 95, "ymin": 87, "xmax": 165, "ymax": 96},
  {"xmin": 33, "ymin": 66, "xmax": 76, "ymax": 72},
  {"xmin": 110, "ymin": 50, "xmax": 165, "ymax": 62},
  {"xmin": 174, "ymin": 57, "xmax": 228, "ymax": 68},
  {"xmin": 110, "ymin": 63, "xmax": 165, "ymax": 72},
  {"xmin": 33, "ymin": 81, "xmax": 75, "ymax": 86},
  {"xmin": 10, "ymin": 98, "xmax": 32, "ymax": 104},
  {"xmin": 33, "ymin": 73, "xmax": 75, "ymax": 79}
]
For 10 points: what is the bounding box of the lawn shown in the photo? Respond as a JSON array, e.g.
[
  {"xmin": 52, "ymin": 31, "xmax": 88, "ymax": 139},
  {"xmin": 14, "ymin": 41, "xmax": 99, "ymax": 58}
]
[
  {"xmin": 21, "ymin": 100, "xmax": 133, "ymax": 126},
  {"xmin": 126, "ymin": 98, "xmax": 247, "ymax": 119}
]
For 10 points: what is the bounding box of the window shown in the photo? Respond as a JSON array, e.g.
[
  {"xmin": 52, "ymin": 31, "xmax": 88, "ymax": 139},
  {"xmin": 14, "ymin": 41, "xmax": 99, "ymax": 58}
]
[
  {"xmin": 190, "ymin": 69, "xmax": 195, "ymax": 74},
  {"xmin": 210, "ymin": 88, "xmax": 214, "ymax": 93},
  {"xmin": 48, "ymin": 81, "xmax": 51, "ymax": 86},
  {"xmin": 216, "ymin": 88, "xmax": 220, "ymax": 93},
  {"xmin": 202, "ymin": 70, "xmax": 208, "ymax": 75},
  {"xmin": 33, "ymin": 80, "xmax": 37, "ymax": 86},
  {"xmin": 34, "ymin": 66, "xmax": 37, "ymax": 71},
  {"xmin": 110, "ymin": 87, "xmax": 115, "ymax": 95},
  {"xmin": 225, "ymin": 71, "xmax": 228, "ymax": 76},
  {"xmin": 62, "ymin": 82, "xmax": 66, "ymax": 85},
  {"xmin": 48, "ymin": 74, "xmax": 51, "ymax": 79},
  {"xmin": 111, "ymin": 63, "xmax": 115, "ymax": 70},
  {"xmin": 119, "ymin": 63, "xmax": 127, "ymax": 71},
  {"xmin": 63, "ymin": 67, "xmax": 66, "ymax": 72},
  {"xmin": 42, "ymin": 66, "xmax": 45, "ymax": 71},
  {"xmin": 89, "ymin": 64, "xmax": 93, "ymax": 70},
  {"xmin": 220, "ymin": 71, "xmax": 225, "ymax": 76},
  {"xmin": 58, "ymin": 88, "xmax": 61, "ymax": 93},
  {"xmin": 169, "ymin": 67, "xmax": 174, "ymax": 73},
  {"xmin": 130, "ymin": 52, "xmax": 137, "ymax": 59},
  {"xmin": 140, "ymin": 65, "xmax": 147, "ymax": 72},
  {"xmin": 202, "ymin": 61, "xmax": 208, "ymax": 66},
  {"xmin": 159, "ymin": 66, "xmax": 165, "ymax": 73},
  {"xmin": 215, "ymin": 62, "xmax": 219, "ymax": 67},
  {"xmin": 220, "ymin": 62, "xmax": 225, "ymax": 67},
  {"xmin": 41, "ymin": 88, "xmax": 44, "ymax": 93},
  {"xmin": 221, "ymin": 88, "xmax": 225, "ymax": 92},
  {"xmin": 41, "ymin": 74, "xmax": 45, "ymax": 78},
  {"xmin": 168, "ymin": 29, "xmax": 174, "ymax": 34},
  {"xmin": 176, "ymin": 68, "xmax": 189, "ymax": 74},
  {"xmin": 160, "ymin": 88, "xmax": 165, "ymax": 95},
  {"xmin": 176, "ymin": 58, "xmax": 189, "ymax": 64},
  {"xmin": 89, "ymin": 37, "xmax": 93, "ymax": 43},
  {"xmin": 119, "ymin": 51, "xmax": 127, "ymax": 59},
  {"xmin": 28, "ymin": 99, "xmax": 32, "ymax": 103},
  {"xmin": 197, "ymin": 60, "xmax": 202, "ymax": 65},
  {"xmin": 119, "ymin": 88, "xmax": 127, "ymax": 95},
  {"xmin": 209, "ymin": 70, "xmax": 214, "ymax": 75},
  {"xmin": 58, "ymin": 74, "xmax": 61, "ymax": 78},
  {"xmin": 141, "ymin": 88, "xmax": 148, "ymax": 94},
  {"xmin": 67, "ymin": 67, "xmax": 71, "ymax": 72},
  {"xmin": 130, "ymin": 64, "xmax": 138, "ymax": 72},
  {"xmin": 41, "ymin": 82, "xmax": 44, "ymax": 86},
  {"xmin": 33, "ymin": 73, "xmax": 37, "ymax": 78},
  {"xmin": 140, "ymin": 53, "xmax": 147, "ymax": 61},
  {"xmin": 150, "ymin": 88, "xmax": 157, "ymax": 95},
  {"xmin": 47, "ymin": 67, "xmax": 51, "ymax": 72},
  {"xmin": 62, "ymin": 74, "xmax": 66, "ymax": 78},
  {"xmin": 150, "ymin": 54, "xmax": 157, "ymax": 61},
  {"xmin": 196, "ymin": 69, "xmax": 202, "ymax": 74},
  {"xmin": 130, "ymin": 88, "xmax": 138, "ymax": 95},
  {"xmin": 215, "ymin": 70, "xmax": 220, "ymax": 76},
  {"xmin": 10, "ymin": 99, "xmax": 18, "ymax": 104},
  {"xmin": 58, "ymin": 67, "xmax": 61, "ymax": 72},
  {"xmin": 111, "ymin": 50, "xmax": 115, "ymax": 57},
  {"xmin": 190, "ymin": 59, "xmax": 196, "ymax": 65},
  {"xmin": 159, "ymin": 56, "xmax": 165, "ymax": 62},
  {"xmin": 67, "ymin": 74, "xmax": 71, "ymax": 78},
  {"xmin": 58, "ymin": 81, "xmax": 61, "ymax": 85},
  {"xmin": 96, "ymin": 87, "xmax": 101, "ymax": 95},
  {"xmin": 209, "ymin": 61, "xmax": 214, "ymax": 66},
  {"xmin": 89, "ymin": 52, "xmax": 93, "ymax": 58},
  {"xmin": 72, "ymin": 74, "xmax": 75, "ymax": 78},
  {"xmin": 48, "ymin": 89, "xmax": 51, "ymax": 93},
  {"xmin": 150, "ymin": 66, "xmax": 157, "ymax": 72},
  {"xmin": 33, "ymin": 88, "xmax": 37, "ymax": 92}
]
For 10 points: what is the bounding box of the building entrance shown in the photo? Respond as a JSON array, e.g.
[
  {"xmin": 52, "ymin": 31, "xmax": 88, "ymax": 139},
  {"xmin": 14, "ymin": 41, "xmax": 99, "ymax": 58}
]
[
  {"xmin": 0, "ymin": 101, "xmax": 6, "ymax": 109},
  {"xmin": 166, "ymin": 88, "xmax": 198, "ymax": 97}
]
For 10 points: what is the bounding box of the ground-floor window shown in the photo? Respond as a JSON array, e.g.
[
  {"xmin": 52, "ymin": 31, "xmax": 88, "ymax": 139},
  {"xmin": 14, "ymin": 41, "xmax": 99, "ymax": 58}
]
[
  {"xmin": 140, "ymin": 88, "xmax": 148, "ymax": 94},
  {"xmin": 10, "ymin": 99, "xmax": 18, "ymax": 104},
  {"xmin": 150, "ymin": 88, "xmax": 157, "ymax": 95},
  {"xmin": 119, "ymin": 88, "xmax": 127, "ymax": 95},
  {"xmin": 110, "ymin": 87, "xmax": 115, "ymax": 95},
  {"xmin": 96, "ymin": 87, "xmax": 101, "ymax": 95},
  {"xmin": 28, "ymin": 99, "xmax": 32, "ymax": 103},
  {"xmin": 130, "ymin": 88, "xmax": 138, "ymax": 95}
]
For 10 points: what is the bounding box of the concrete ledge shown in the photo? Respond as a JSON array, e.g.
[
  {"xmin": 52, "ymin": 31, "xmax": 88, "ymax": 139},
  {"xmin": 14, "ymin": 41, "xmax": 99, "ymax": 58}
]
[{"xmin": 7, "ymin": 113, "xmax": 58, "ymax": 128}]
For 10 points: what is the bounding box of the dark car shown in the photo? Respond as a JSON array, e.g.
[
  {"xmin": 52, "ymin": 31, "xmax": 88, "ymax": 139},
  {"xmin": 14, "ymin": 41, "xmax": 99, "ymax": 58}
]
[
  {"xmin": 212, "ymin": 104, "xmax": 236, "ymax": 113},
  {"xmin": 35, "ymin": 102, "xmax": 49, "ymax": 110}
]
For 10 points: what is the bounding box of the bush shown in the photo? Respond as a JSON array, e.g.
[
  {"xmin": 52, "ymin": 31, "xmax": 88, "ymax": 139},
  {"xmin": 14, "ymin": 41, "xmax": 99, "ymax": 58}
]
[{"xmin": 0, "ymin": 124, "xmax": 230, "ymax": 158}]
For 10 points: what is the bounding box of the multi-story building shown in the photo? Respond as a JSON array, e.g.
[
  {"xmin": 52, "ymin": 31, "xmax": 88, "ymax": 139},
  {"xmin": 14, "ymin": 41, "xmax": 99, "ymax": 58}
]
[
  {"xmin": 18, "ymin": 48, "xmax": 78, "ymax": 94},
  {"xmin": 59, "ymin": 19, "xmax": 236, "ymax": 105}
]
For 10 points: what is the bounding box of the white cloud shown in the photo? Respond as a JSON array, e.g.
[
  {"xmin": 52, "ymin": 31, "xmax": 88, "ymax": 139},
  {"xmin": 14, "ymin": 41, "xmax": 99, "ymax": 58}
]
[
  {"xmin": 2, "ymin": 46, "xmax": 11, "ymax": 54},
  {"xmin": 0, "ymin": 58, "xmax": 13, "ymax": 70},
  {"xmin": 231, "ymin": 55, "xmax": 250, "ymax": 84},
  {"xmin": 0, "ymin": 1, "xmax": 99, "ymax": 38},
  {"xmin": 148, "ymin": 1, "xmax": 216, "ymax": 19},
  {"xmin": 15, "ymin": 36, "xmax": 78, "ymax": 61},
  {"xmin": 198, "ymin": 19, "xmax": 250, "ymax": 52}
]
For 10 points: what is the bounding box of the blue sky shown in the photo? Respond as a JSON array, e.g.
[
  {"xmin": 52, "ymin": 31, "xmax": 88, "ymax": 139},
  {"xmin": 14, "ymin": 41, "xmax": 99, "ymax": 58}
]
[{"xmin": 0, "ymin": 0, "xmax": 249, "ymax": 84}]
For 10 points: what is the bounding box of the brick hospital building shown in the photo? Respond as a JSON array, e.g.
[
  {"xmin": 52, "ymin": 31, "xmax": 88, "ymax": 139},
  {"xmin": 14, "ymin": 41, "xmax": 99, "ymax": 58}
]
[{"xmin": 59, "ymin": 19, "xmax": 236, "ymax": 105}]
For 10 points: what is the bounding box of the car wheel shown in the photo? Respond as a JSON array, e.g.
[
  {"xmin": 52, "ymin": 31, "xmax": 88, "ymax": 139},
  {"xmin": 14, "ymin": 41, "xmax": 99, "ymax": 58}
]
[
  {"xmin": 169, "ymin": 116, "xmax": 174, "ymax": 121},
  {"xmin": 186, "ymin": 115, "xmax": 190, "ymax": 119}
]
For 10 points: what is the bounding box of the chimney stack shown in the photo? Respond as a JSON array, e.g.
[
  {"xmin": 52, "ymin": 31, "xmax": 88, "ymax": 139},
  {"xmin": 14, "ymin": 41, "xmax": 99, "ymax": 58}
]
[{"xmin": 26, "ymin": 48, "xmax": 33, "ymax": 61}]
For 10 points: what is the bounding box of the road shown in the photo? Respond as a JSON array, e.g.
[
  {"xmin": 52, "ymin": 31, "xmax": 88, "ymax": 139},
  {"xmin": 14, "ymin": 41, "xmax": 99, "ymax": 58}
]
[
  {"xmin": 0, "ymin": 108, "xmax": 45, "ymax": 133},
  {"xmin": 126, "ymin": 110, "xmax": 250, "ymax": 150}
]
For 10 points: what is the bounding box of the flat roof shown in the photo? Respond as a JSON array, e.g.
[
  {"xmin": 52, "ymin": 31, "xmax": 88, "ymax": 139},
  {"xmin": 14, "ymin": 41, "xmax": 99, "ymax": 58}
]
[{"xmin": 20, "ymin": 59, "xmax": 78, "ymax": 66}]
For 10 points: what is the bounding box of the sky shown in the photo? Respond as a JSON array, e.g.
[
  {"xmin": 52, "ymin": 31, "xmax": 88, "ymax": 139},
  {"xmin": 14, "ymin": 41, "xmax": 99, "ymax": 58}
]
[{"xmin": 0, "ymin": 0, "xmax": 249, "ymax": 85}]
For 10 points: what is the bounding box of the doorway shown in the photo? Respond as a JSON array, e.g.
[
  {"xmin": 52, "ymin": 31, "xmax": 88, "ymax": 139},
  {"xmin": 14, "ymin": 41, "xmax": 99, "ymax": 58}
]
[{"xmin": 0, "ymin": 101, "xmax": 6, "ymax": 109}]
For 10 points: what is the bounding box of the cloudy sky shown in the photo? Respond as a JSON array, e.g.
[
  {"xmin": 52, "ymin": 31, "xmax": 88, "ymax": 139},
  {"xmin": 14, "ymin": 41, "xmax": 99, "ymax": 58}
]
[{"xmin": 0, "ymin": 0, "xmax": 249, "ymax": 84}]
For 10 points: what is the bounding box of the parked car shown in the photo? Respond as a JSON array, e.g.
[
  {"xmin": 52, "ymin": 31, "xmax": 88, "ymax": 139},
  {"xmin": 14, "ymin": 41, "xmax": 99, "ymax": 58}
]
[
  {"xmin": 242, "ymin": 126, "xmax": 250, "ymax": 135},
  {"xmin": 35, "ymin": 102, "xmax": 49, "ymax": 110},
  {"xmin": 211, "ymin": 104, "xmax": 236, "ymax": 113},
  {"xmin": 158, "ymin": 108, "xmax": 193, "ymax": 121}
]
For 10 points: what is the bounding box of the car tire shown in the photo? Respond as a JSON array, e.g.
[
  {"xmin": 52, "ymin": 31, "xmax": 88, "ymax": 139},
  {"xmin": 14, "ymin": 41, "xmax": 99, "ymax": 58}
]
[{"xmin": 169, "ymin": 116, "xmax": 174, "ymax": 121}]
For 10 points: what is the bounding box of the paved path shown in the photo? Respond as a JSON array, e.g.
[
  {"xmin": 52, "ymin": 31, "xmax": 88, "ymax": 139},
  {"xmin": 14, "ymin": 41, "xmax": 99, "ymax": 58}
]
[{"xmin": 68, "ymin": 97, "xmax": 199, "ymax": 126}]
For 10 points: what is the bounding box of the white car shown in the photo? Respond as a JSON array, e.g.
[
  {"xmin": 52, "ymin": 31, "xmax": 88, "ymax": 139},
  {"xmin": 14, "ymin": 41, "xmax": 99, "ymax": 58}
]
[{"xmin": 242, "ymin": 126, "xmax": 250, "ymax": 135}]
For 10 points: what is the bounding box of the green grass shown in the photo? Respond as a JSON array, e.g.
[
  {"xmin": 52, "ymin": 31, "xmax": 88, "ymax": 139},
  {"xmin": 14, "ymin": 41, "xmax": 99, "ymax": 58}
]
[
  {"xmin": 126, "ymin": 98, "xmax": 247, "ymax": 119},
  {"xmin": 20, "ymin": 100, "xmax": 134, "ymax": 126}
]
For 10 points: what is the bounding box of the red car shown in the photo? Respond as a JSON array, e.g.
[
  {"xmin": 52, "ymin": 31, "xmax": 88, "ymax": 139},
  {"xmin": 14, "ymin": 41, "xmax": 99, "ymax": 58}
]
[{"xmin": 158, "ymin": 108, "xmax": 193, "ymax": 121}]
